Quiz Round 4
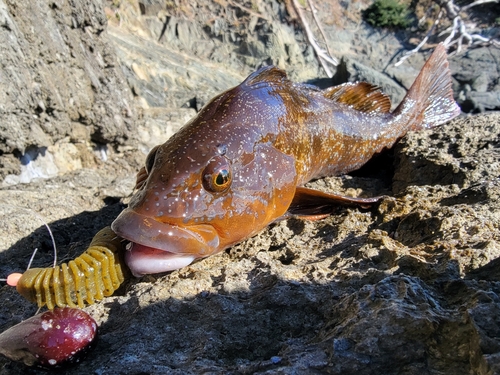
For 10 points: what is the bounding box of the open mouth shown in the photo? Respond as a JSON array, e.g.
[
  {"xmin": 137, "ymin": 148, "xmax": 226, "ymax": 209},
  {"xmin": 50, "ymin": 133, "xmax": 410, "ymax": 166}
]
[
  {"xmin": 124, "ymin": 242, "xmax": 196, "ymax": 277},
  {"xmin": 111, "ymin": 209, "xmax": 220, "ymax": 277}
]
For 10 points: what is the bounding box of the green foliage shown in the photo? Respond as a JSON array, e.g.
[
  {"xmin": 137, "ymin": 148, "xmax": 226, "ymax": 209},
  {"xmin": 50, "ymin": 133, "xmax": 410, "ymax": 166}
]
[{"xmin": 363, "ymin": 0, "xmax": 411, "ymax": 29}]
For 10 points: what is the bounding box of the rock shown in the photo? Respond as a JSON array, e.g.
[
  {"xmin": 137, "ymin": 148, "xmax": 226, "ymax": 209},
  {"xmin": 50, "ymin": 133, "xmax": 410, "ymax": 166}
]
[
  {"xmin": 107, "ymin": 24, "xmax": 243, "ymax": 110},
  {"xmin": 449, "ymin": 46, "xmax": 500, "ymax": 113},
  {"xmin": 393, "ymin": 114, "xmax": 500, "ymax": 193},
  {"xmin": 464, "ymin": 91, "xmax": 500, "ymax": 113},
  {"xmin": 3, "ymin": 146, "xmax": 59, "ymax": 185},
  {"xmin": 0, "ymin": 0, "xmax": 137, "ymax": 182}
]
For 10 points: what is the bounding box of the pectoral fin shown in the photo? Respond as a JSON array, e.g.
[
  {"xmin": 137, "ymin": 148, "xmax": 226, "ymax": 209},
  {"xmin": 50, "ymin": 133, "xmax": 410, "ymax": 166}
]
[{"xmin": 287, "ymin": 186, "xmax": 384, "ymax": 219}]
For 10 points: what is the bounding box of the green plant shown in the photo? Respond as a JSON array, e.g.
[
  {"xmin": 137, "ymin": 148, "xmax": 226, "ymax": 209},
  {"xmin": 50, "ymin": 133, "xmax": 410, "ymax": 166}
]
[{"xmin": 363, "ymin": 0, "xmax": 411, "ymax": 29}]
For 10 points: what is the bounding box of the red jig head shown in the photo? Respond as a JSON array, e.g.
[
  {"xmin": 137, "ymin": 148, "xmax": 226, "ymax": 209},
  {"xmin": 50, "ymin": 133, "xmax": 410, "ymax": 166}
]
[{"xmin": 0, "ymin": 308, "xmax": 98, "ymax": 368}]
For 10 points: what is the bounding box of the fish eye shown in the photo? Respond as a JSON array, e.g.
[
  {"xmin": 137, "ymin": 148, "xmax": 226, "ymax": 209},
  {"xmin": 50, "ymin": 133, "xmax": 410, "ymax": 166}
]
[
  {"xmin": 202, "ymin": 156, "xmax": 232, "ymax": 193},
  {"xmin": 145, "ymin": 146, "xmax": 159, "ymax": 174}
]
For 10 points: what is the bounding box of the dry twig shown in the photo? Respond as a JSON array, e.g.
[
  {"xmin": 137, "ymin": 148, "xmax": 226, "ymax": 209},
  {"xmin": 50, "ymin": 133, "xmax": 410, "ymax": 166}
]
[
  {"xmin": 395, "ymin": 9, "xmax": 445, "ymax": 66},
  {"xmin": 396, "ymin": 0, "xmax": 499, "ymax": 65},
  {"xmin": 290, "ymin": 0, "xmax": 338, "ymax": 77}
]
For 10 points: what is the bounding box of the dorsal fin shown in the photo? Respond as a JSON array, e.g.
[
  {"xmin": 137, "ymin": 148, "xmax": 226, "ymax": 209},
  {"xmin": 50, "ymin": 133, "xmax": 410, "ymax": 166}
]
[
  {"xmin": 244, "ymin": 66, "xmax": 288, "ymax": 87},
  {"xmin": 324, "ymin": 82, "xmax": 392, "ymax": 113}
]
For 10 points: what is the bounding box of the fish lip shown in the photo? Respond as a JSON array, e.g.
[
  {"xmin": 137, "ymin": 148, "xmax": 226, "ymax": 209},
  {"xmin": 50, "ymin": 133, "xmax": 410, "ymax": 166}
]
[{"xmin": 111, "ymin": 208, "xmax": 219, "ymax": 256}]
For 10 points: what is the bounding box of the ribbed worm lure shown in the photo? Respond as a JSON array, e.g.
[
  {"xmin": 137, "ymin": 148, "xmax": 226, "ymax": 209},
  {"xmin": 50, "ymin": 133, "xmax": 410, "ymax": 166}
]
[{"xmin": 8, "ymin": 226, "xmax": 128, "ymax": 309}]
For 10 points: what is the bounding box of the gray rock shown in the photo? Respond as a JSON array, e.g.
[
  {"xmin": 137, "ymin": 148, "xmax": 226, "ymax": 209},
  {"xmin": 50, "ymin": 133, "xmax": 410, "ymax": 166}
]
[
  {"xmin": 449, "ymin": 46, "xmax": 500, "ymax": 112},
  {"xmin": 0, "ymin": 0, "xmax": 137, "ymax": 181},
  {"xmin": 107, "ymin": 24, "xmax": 243, "ymax": 110},
  {"xmin": 393, "ymin": 114, "xmax": 500, "ymax": 193},
  {"xmin": 465, "ymin": 91, "xmax": 500, "ymax": 113}
]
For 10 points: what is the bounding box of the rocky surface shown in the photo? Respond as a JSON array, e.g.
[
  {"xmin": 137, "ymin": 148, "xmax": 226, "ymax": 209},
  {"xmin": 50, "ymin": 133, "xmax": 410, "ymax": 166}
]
[
  {"xmin": 1, "ymin": 0, "xmax": 500, "ymax": 374},
  {"xmin": 0, "ymin": 0, "xmax": 139, "ymax": 183}
]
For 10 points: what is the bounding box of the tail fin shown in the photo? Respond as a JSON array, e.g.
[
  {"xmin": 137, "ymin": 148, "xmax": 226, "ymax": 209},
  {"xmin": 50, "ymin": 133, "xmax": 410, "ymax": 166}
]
[{"xmin": 394, "ymin": 44, "xmax": 461, "ymax": 130}]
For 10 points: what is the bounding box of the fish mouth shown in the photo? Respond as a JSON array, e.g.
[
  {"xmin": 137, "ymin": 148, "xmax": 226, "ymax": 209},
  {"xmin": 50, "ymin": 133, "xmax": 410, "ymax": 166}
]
[{"xmin": 111, "ymin": 209, "xmax": 220, "ymax": 277}]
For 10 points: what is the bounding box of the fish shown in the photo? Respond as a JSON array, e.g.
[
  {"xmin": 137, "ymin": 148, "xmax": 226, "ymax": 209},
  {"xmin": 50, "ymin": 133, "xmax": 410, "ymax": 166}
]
[{"xmin": 111, "ymin": 44, "xmax": 460, "ymax": 277}]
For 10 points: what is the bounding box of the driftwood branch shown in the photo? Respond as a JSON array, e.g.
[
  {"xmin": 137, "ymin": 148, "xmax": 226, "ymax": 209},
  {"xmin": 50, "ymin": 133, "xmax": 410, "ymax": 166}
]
[
  {"xmin": 306, "ymin": 0, "xmax": 335, "ymax": 61},
  {"xmin": 395, "ymin": 8, "xmax": 445, "ymax": 66},
  {"xmin": 290, "ymin": 0, "xmax": 338, "ymax": 77},
  {"xmin": 396, "ymin": 0, "xmax": 499, "ymax": 65}
]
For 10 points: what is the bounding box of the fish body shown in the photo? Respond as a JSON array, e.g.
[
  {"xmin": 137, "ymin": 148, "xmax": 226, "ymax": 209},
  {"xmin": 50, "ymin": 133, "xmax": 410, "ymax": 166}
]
[{"xmin": 112, "ymin": 44, "xmax": 460, "ymax": 276}]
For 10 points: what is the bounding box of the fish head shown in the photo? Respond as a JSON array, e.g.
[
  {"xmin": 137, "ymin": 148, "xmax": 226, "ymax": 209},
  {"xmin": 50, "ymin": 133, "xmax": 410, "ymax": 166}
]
[{"xmin": 112, "ymin": 77, "xmax": 298, "ymax": 276}]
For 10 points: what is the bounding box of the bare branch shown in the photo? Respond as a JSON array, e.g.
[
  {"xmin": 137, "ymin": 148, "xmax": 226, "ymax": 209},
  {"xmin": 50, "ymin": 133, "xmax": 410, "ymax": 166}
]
[
  {"xmin": 291, "ymin": 0, "xmax": 338, "ymax": 77},
  {"xmin": 306, "ymin": 0, "xmax": 335, "ymax": 61},
  {"xmin": 396, "ymin": 0, "xmax": 499, "ymax": 65},
  {"xmin": 395, "ymin": 8, "xmax": 444, "ymax": 66},
  {"xmin": 462, "ymin": 0, "xmax": 499, "ymax": 12}
]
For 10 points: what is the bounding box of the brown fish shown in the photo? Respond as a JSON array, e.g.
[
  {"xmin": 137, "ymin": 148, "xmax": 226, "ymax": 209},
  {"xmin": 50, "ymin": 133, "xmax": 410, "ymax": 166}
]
[{"xmin": 112, "ymin": 44, "xmax": 460, "ymax": 277}]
